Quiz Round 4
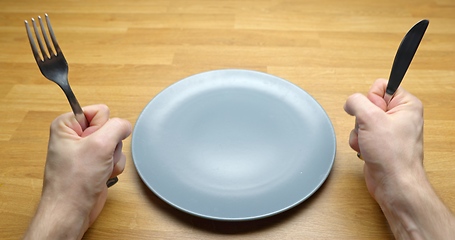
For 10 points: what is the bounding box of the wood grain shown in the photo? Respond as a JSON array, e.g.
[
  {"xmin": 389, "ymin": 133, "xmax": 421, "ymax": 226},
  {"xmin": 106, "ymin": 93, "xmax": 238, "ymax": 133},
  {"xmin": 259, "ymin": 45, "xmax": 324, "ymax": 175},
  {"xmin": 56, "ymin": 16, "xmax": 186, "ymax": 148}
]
[{"xmin": 1, "ymin": 0, "xmax": 454, "ymax": 239}]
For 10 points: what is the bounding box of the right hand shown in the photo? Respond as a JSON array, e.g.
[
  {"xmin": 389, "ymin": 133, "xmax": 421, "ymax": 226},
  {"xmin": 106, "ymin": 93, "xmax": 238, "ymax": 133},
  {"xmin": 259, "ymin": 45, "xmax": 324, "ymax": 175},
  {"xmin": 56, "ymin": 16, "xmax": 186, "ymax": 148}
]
[{"xmin": 344, "ymin": 78, "xmax": 424, "ymax": 203}]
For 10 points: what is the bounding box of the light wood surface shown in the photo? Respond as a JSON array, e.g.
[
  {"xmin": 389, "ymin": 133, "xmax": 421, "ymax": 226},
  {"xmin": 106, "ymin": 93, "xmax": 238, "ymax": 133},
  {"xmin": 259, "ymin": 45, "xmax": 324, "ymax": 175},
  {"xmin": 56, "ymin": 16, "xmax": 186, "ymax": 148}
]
[{"xmin": 1, "ymin": 0, "xmax": 455, "ymax": 239}]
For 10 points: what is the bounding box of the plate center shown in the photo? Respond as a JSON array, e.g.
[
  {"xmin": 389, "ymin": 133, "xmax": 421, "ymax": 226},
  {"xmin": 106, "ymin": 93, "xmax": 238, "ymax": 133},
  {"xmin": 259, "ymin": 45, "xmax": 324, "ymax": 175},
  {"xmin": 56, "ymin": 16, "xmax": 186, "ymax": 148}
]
[{"xmin": 166, "ymin": 88, "xmax": 305, "ymax": 193}]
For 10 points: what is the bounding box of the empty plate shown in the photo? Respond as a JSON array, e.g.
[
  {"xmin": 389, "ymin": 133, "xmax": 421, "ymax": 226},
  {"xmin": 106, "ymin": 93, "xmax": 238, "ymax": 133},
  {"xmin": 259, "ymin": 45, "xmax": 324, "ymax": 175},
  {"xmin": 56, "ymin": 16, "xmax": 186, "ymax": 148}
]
[{"xmin": 132, "ymin": 69, "xmax": 336, "ymax": 221}]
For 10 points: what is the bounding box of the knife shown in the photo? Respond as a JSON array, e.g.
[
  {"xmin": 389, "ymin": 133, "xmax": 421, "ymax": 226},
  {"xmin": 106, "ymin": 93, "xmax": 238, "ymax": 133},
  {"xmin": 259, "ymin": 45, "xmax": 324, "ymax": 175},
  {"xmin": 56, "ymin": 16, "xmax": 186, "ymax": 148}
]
[
  {"xmin": 357, "ymin": 19, "xmax": 429, "ymax": 160},
  {"xmin": 383, "ymin": 19, "xmax": 429, "ymax": 104}
]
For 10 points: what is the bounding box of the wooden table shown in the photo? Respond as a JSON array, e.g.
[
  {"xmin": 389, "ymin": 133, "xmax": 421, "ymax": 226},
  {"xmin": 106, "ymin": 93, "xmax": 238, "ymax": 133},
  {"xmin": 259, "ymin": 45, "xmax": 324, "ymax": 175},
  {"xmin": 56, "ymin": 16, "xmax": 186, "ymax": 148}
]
[{"xmin": 1, "ymin": 0, "xmax": 454, "ymax": 239}]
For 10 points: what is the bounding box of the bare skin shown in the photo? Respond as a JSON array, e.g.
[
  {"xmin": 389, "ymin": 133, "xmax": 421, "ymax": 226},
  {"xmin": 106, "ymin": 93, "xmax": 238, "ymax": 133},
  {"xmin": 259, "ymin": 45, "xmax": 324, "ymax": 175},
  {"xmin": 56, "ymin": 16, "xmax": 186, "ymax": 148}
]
[
  {"xmin": 345, "ymin": 79, "xmax": 455, "ymax": 239},
  {"xmin": 23, "ymin": 105, "xmax": 131, "ymax": 240}
]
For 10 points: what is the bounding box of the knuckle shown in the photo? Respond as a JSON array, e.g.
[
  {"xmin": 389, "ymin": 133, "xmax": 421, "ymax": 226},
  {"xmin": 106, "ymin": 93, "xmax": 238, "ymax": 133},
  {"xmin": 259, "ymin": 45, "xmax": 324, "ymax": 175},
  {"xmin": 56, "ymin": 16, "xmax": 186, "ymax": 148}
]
[{"xmin": 90, "ymin": 136, "xmax": 110, "ymax": 150}]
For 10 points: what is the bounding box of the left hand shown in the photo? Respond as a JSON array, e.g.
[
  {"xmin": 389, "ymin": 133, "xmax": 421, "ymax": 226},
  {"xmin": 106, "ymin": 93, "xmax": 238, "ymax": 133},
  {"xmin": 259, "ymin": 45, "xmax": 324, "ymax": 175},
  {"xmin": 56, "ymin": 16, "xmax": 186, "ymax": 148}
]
[{"xmin": 24, "ymin": 104, "xmax": 132, "ymax": 239}]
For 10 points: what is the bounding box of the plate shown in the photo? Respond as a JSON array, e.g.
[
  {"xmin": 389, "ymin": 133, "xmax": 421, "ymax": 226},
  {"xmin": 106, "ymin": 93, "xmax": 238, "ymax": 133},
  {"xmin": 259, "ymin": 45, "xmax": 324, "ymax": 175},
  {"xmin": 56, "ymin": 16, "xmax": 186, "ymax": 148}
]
[{"xmin": 132, "ymin": 69, "xmax": 336, "ymax": 221}]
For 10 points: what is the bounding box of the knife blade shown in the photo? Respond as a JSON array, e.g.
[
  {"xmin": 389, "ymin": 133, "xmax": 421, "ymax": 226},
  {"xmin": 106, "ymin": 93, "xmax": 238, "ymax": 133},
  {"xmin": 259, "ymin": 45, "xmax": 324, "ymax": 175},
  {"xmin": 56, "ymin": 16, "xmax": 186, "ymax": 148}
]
[
  {"xmin": 384, "ymin": 19, "xmax": 429, "ymax": 104},
  {"xmin": 357, "ymin": 19, "xmax": 429, "ymax": 160}
]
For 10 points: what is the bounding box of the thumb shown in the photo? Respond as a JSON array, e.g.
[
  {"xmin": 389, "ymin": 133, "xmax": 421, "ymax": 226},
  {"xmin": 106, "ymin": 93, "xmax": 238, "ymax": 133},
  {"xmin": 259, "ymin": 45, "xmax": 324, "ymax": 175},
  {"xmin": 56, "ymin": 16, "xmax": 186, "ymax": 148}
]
[
  {"xmin": 344, "ymin": 93, "xmax": 378, "ymax": 118},
  {"xmin": 80, "ymin": 104, "xmax": 111, "ymax": 138},
  {"xmin": 90, "ymin": 118, "xmax": 132, "ymax": 150}
]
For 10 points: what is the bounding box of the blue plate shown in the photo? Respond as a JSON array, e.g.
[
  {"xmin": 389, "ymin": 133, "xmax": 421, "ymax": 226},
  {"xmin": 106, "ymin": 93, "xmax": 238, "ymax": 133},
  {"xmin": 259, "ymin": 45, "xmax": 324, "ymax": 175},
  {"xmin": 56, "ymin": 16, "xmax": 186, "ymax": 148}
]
[{"xmin": 132, "ymin": 69, "xmax": 336, "ymax": 221}]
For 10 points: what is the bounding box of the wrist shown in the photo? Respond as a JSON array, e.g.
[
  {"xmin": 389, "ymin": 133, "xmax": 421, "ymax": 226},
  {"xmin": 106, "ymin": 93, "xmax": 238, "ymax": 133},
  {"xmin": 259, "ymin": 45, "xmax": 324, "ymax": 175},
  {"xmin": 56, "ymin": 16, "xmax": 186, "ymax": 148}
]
[
  {"xmin": 375, "ymin": 171, "xmax": 427, "ymax": 238},
  {"xmin": 375, "ymin": 169, "xmax": 455, "ymax": 239},
  {"xmin": 24, "ymin": 193, "xmax": 90, "ymax": 240}
]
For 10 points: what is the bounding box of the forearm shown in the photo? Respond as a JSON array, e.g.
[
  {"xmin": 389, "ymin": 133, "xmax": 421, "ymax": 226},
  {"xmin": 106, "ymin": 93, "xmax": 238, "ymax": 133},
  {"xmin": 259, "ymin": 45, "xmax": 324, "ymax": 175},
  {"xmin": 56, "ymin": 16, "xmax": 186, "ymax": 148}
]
[
  {"xmin": 378, "ymin": 171, "xmax": 455, "ymax": 239},
  {"xmin": 23, "ymin": 194, "xmax": 89, "ymax": 240}
]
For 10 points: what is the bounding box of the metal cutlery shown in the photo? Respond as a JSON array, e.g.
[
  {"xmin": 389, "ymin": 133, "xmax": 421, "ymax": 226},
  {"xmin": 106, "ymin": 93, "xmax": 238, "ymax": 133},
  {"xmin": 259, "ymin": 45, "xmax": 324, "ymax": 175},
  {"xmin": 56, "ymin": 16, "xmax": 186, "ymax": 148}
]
[
  {"xmin": 25, "ymin": 14, "xmax": 118, "ymax": 187},
  {"xmin": 357, "ymin": 19, "xmax": 429, "ymax": 160},
  {"xmin": 384, "ymin": 19, "xmax": 429, "ymax": 104}
]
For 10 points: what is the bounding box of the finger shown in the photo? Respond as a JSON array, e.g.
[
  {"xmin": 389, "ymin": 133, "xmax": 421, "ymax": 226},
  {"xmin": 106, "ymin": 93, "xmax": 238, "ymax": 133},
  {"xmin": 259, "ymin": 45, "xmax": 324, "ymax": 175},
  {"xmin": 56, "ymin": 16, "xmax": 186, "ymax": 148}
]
[
  {"xmin": 81, "ymin": 104, "xmax": 110, "ymax": 137},
  {"xmin": 344, "ymin": 93, "xmax": 377, "ymax": 118},
  {"xmin": 344, "ymin": 78, "xmax": 388, "ymax": 116},
  {"xmin": 367, "ymin": 78, "xmax": 417, "ymax": 111},
  {"xmin": 50, "ymin": 111, "xmax": 82, "ymax": 136},
  {"xmin": 82, "ymin": 104, "xmax": 110, "ymax": 124},
  {"xmin": 367, "ymin": 79, "xmax": 389, "ymax": 111},
  {"xmin": 354, "ymin": 119, "xmax": 359, "ymax": 134},
  {"xmin": 91, "ymin": 118, "xmax": 132, "ymax": 149},
  {"xmin": 386, "ymin": 85, "xmax": 422, "ymax": 112},
  {"xmin": 110, "ymin": 140, "xmax": 125, "ymax": 178},
  {"xmin": 111, "ymin": 154, "xmax": 126, "ymax": 178},
  {"xmin": 345, "ymin": 93, "xmax": 388, "ymax": 132},
  {"xmin": 113, "ymin": 142, "xmax": 123, "ymax": 165},
  {"xmin": 349, "ymin": 129, "xmax": 360, "ymax": 152},
  {"xmin": 368, "ymin": 78, "xmax": 388, "ymax": 99}
]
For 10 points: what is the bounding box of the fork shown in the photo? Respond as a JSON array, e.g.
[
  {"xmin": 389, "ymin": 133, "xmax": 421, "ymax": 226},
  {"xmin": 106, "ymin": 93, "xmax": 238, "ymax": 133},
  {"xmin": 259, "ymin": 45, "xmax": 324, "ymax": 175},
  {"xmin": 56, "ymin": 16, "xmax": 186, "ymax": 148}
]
[{"xmin": 25, "ymin": 14, "xmax": 118, "ymax": 188}]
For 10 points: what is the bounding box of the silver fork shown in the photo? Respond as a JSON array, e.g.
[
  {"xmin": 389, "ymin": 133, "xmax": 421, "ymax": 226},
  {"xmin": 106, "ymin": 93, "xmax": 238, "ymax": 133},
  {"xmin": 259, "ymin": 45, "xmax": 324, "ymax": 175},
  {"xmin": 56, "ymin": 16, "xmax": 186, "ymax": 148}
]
[{"xmin": 25, "ymin": 14, "xmax": 118, "ymax": 188}]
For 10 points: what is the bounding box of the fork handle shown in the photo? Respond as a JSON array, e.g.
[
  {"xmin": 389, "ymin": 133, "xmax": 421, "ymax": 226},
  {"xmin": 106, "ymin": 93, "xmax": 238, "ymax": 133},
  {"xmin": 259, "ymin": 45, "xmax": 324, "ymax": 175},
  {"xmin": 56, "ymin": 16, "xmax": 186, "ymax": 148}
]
[
  {"xmin": 74, "ymin": 111, "xmax": 89, "ymax": 130},
  {"xmin": 62, "ymin": 85, "xmax": 119, "ymax": 188},
  {"xmin": 62, "ymin": 85, "xmax": 89, "ymax": 130},
  {"xmin": 67, "ymin": 91, "xmax": 88, "ymax": 130}
]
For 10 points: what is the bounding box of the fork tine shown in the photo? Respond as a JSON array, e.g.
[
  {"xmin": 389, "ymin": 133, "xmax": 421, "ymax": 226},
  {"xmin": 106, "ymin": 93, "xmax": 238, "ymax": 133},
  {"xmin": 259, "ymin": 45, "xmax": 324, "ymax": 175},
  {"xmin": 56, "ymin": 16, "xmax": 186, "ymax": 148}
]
[
  {"xmin": 44, "ymin": 14, "xmax": 62, "ymax": 54},
  {"xmin": 24, "ymin": 20, "xmax": 42, "ymax": 62},
  {"xmin": 38, "ymin": 16, "xmax": 55, "ymax": 57},
  {"xmin": 31, "ymin": 17, "xmax": 49, "ymax": 59}
]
